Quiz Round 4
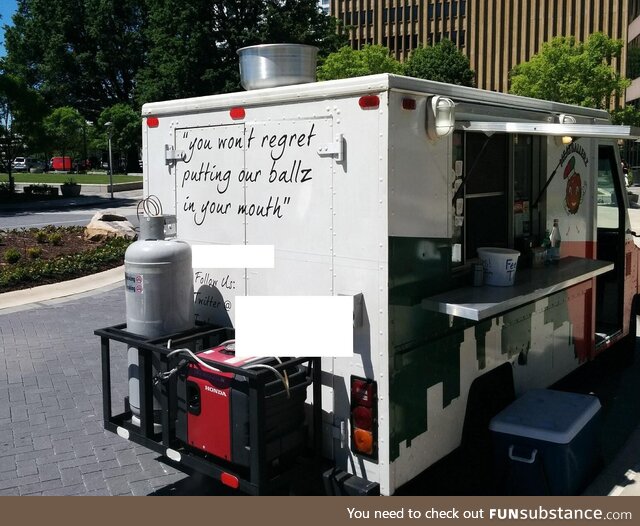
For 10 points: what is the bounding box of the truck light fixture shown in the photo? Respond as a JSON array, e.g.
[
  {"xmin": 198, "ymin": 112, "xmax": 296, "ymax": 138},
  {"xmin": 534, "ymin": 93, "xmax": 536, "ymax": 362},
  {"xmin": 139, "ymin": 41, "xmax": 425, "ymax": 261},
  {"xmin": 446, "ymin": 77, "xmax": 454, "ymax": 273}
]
[
  {"xmin": 220, "ymin": 472, "xmax": 240, "ymax": 489},
  {"xmin": 230, "ymin": 107, "xmax": 246, "ymax": 120},
  {"xmin": 352, "ymin": 406, "xmax": 373, "ymax": 430},
  {"xmin": 350, "ymin": 376, "xmax": 377, "ymax": 459},
  {"xmin": 556, "ymin": 114, "xmax": 575, "ymax": 145},
  {"xmin": 426, "ymin": 96, "xmax": 455, "ymax": 140},
  {"xmin": 353, "ymin": 429, "xmax": 374, "ymax": 455},
  {"xmin": 147, "ymin": 116, "xmax": 159, "ymax": 128},
  {"xmin": 359, "ymin": 95, "xmax": 380, "ymax": 109}
]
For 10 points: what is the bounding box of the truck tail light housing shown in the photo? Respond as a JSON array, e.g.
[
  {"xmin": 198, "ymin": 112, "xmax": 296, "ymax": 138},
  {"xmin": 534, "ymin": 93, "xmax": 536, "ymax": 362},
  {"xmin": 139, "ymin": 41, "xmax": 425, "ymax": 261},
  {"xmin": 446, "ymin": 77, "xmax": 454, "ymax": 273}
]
[{"xmin": 350, "ymin": 376, "xmax": 377, "ymax": 459}]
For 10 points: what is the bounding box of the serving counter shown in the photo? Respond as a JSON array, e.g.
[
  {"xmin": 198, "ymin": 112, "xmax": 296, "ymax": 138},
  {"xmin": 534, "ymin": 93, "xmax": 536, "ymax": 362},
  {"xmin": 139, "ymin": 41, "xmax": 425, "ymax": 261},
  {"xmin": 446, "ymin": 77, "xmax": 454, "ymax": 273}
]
[{"xmin": 421, "ymin": 256, "xmax": 613, "ymax": 321}]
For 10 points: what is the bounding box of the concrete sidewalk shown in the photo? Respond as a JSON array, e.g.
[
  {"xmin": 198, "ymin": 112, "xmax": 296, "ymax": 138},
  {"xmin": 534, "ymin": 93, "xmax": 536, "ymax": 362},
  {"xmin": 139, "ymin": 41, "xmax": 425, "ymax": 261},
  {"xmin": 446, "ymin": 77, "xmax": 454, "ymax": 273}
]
[{"xmin": 0, "ymin": 267, "xmax": 125, "ymax": 312}]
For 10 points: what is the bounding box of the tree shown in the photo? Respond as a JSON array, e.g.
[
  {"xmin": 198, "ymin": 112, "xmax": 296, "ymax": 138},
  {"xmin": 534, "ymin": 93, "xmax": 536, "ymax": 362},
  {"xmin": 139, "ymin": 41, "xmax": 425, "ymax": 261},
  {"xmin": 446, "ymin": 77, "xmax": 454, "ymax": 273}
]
[
  {"xmin": 404, "ymin": 40, "xmax": 475, "ymax": 86},
  {"xmin": 509, "ymin": 33, "xmax": 630, "ymax": 109},
  {"xmin": 44, "ymin": 106, "xmax": 87, "ymax": 168},
  {"xmin": 0, "ymin": 70, "xmax": 47, "ymax": 192},
  {"xmin": 4, "ymin": 0, "xmax": 147, "ymax": 121},
  {"xmin": 136, "ymin": 0, "xmax": 346, "ymax": 104},
  {"xmin": 316, "ymin": 45, "xmax": 403, "ymax": 81},
  {"xmin": 95, "ymin": 104, "xmax": 142, "ymax": 172}
]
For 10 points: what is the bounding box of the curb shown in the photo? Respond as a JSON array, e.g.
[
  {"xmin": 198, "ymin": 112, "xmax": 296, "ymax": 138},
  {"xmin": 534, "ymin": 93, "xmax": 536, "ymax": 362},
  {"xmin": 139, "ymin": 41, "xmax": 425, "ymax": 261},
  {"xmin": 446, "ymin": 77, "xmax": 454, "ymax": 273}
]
[{"xmin": 0, "ymin": 265, "xmax": 124, "ymax": 311}]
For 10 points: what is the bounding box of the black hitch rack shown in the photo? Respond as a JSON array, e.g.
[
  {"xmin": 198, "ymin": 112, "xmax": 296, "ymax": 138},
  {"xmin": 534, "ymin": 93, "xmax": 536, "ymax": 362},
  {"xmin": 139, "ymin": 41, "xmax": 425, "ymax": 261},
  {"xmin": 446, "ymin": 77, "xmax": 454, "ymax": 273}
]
[{"xmin": 96, "ymin": 323, "xmax": 322, "ymax": 495}]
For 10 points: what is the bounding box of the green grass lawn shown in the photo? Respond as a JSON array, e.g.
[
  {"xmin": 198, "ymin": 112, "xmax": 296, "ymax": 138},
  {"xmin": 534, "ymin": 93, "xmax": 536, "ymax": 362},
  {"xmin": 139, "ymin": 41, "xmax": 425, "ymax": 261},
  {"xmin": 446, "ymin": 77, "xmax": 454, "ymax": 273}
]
[{"xmin": 1, "ymin": 173, "xmax": 143, "ymax": 184}]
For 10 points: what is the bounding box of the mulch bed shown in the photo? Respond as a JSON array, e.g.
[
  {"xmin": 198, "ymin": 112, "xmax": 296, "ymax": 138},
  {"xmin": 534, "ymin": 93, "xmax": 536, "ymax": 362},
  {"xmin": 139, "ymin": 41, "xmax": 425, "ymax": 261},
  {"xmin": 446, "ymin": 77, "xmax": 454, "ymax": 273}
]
[{"xmin": 0, "ymin": 226, "xmax": 127, "ymax": 293}]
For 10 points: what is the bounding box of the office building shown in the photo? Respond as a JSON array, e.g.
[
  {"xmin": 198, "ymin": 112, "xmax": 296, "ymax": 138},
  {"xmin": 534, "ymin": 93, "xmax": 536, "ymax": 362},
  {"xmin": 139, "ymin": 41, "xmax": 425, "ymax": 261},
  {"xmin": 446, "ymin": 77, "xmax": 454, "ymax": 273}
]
[{"xmin": 331, "ymin": 1, "xmax": 629, "ymax": 99}]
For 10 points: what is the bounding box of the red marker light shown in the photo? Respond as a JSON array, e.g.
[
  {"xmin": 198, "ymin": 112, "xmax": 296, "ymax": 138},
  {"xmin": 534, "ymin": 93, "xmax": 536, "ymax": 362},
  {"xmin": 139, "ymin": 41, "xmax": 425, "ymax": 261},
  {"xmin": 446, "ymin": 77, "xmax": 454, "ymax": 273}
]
[
  {"xmin": 147, "ymin": 116, "xmax": 159, "ymax": 128},
  {"xmin": 402, "ymin": 98, "xmax": 416, "ymax": 110},
  {"xmin": 359, "ymin": 95, "xmax": 380, "ymax": 109},
  {"xmin": 220, "ymin": 472, "xmax": 239, "ymax": 489},
  {"xmin": 230, "ymin": 107, "xmax": 246, "ymax": 120}
]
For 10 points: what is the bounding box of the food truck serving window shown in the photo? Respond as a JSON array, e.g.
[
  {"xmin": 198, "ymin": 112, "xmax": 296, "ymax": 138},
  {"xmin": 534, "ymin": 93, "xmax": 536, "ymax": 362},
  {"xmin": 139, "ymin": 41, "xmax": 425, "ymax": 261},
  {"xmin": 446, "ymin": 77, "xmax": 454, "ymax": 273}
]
[{"xmin": 452, "ymin": 131, "xmax": 544, "ymax": 265}]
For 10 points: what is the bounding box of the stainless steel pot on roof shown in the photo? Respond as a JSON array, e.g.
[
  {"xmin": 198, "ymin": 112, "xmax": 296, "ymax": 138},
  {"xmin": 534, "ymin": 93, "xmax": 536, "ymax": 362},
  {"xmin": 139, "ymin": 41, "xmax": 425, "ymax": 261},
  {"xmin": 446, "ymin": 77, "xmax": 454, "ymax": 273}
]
[{"xmin": 237, "ymin": 43, "xmax": 319, "ymax": 90}]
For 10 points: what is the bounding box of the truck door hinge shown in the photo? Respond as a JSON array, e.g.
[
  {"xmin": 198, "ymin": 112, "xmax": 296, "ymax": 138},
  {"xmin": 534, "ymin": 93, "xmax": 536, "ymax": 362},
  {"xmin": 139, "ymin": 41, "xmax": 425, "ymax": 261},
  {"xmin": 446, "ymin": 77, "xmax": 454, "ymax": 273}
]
[
  {"xmin": 165, "ymin": 145, "xmax": 186, "ymax": 165},
  {"xmin": 317, "ymin": 134, "xmax": 344, "ymax": 163}
]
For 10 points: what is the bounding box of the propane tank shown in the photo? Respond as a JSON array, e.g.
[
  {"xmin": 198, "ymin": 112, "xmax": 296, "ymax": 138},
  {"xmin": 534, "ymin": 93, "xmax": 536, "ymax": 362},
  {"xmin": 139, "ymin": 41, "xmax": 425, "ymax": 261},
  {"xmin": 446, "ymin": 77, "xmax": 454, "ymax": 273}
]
[{"xmin": 125, "ymin": 214, "xmax": 194, "ymax": 427}]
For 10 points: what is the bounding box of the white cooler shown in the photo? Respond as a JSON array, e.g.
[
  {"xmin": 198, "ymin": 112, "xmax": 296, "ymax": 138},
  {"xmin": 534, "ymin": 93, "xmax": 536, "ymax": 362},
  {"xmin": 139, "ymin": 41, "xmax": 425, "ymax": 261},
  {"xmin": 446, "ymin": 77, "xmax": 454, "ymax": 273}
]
[{"xmin": 489, "ymin": 389, "xmax": 601, "ymax": 495}]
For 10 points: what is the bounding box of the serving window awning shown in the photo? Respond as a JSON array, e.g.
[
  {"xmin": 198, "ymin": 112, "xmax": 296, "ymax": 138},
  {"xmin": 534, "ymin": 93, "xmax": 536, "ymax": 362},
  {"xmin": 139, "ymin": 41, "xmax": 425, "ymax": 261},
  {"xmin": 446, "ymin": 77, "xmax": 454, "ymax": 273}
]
[{"xmin": 455, "ymin": 121, "xmax": 640, "ymax": 140}]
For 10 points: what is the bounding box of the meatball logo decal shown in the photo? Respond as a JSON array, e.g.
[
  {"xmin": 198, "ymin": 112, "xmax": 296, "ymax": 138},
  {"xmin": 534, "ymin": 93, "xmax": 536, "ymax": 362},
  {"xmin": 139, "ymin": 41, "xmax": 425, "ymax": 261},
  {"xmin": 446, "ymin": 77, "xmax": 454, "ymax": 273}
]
[
  {"xmin": 563, "ymin": 156, "xmax": 583, "ymax": 214},
  {"xmin": 558, "ymin": 142, "xmax": 588, "ymax": 216}
]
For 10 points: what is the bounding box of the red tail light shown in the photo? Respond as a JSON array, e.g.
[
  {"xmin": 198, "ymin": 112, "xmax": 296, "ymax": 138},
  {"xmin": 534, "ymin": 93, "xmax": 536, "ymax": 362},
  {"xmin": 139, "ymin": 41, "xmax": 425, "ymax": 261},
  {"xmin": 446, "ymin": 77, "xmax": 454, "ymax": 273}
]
[
  {"xmin": 146, "ymin": 116, "xmax": 159, "ymax": 128},
  {"xmin": 350, "ymin": 376, "xmax": 377, "ymax": 459}
]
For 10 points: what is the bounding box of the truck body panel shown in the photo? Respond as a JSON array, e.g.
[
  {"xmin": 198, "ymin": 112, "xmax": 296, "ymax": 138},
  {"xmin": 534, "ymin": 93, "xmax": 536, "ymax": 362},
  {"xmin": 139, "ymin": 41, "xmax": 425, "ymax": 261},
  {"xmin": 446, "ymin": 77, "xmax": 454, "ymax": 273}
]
[{"xmin": 140, "ymin": 74, "xmax": 639, "ymax": 495}]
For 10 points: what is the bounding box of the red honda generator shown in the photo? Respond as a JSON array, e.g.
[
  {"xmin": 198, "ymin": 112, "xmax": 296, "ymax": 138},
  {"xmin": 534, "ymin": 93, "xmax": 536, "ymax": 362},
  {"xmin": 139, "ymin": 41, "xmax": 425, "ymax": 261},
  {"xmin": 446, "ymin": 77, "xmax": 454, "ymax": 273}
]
[{"xmin": 176, "ymin": 342, "xmax": 309, "ymax": 469}]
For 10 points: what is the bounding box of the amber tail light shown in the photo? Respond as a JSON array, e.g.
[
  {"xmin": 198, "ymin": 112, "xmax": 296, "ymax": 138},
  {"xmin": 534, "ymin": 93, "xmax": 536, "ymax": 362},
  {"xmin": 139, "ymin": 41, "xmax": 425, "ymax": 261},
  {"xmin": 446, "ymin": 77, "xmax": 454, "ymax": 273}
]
[{"xmin": 350, "ymin": 376, "xmax": 377, "ymax": 459}]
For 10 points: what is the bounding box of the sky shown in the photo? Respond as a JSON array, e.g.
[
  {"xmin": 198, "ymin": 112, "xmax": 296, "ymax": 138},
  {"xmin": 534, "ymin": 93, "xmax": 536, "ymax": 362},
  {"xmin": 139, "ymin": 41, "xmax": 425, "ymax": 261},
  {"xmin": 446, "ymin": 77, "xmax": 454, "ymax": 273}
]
[{"xmin": 0, "ymin": 0, "xmax": 18, "ymax": 57}]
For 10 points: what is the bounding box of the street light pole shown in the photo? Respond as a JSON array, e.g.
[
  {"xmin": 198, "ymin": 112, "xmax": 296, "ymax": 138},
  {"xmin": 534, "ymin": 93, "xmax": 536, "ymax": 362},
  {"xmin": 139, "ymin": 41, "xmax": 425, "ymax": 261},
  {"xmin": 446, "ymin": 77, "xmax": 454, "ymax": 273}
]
[{"xmin": 105, "ymin": 121, "xmax": 114, "ymax": 199}]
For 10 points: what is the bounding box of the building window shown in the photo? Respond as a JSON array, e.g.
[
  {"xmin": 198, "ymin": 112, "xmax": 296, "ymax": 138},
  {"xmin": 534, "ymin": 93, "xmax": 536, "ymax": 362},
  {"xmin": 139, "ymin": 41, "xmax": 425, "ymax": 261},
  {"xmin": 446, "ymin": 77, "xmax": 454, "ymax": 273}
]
[
  {"xmin": 452, "ymin": 1, "xmax": 458, "ymax": 17},
  {"xmin": 383, "ymin": 8, "xmax": 388, "ymax": 23},
  {"xmin": 428, "ymin": 4, "xmax": 434, "ymax": 18},
  {"xmin": 390, "ymin": 7, "xmax": 395, "ymax": 22},
  {"xmin": 460, "ymin": 0, "xmax": 467, "ymax": 16},
  {"xmin": 460, "ymin": 30, "xmax": 466, "ymax": 46},
  {"xmin": 628, "ymin": 36, "xmax": 640, "ymax": 79}
]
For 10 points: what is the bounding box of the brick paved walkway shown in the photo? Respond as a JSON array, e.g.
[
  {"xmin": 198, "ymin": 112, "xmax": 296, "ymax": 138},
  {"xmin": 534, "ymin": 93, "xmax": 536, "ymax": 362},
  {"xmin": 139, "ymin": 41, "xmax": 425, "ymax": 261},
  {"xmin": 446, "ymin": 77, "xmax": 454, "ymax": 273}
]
[{"xmin": 0, "ymin": 286, "xmax": 189, "ymax": 495}]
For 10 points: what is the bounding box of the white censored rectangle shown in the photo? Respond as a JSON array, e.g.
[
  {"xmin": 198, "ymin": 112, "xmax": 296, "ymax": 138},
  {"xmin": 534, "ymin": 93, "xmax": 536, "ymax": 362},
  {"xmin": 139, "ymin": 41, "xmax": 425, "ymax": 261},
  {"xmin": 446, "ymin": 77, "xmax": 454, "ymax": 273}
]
[
  {"xmin": 191, "ymin": 245, "xmax": 274, "ymax": 269},
  {"xmin": 235, "ymin": 296, "xmax": 353, "ymax": 358}
]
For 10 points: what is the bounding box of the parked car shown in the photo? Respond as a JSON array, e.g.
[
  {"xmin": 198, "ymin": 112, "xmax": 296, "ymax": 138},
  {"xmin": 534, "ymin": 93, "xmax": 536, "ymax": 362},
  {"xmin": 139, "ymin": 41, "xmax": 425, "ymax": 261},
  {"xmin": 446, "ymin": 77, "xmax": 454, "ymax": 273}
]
[
  {"xmin": 29, "ymin": 160, "xmax": 47, "ymax": 173},
  {"xmin": 12, "ymin": 157, "xmax": 35, "ymax": 171}
]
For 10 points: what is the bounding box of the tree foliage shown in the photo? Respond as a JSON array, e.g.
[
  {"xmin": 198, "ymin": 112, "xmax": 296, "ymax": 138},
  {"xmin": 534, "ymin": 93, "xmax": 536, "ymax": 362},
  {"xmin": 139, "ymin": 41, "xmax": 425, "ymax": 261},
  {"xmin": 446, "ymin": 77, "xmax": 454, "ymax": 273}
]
[
  {"xmin": 509, "ymin": 33, "xmax": 630, "ymax": 109},
  {"xmin": 44, "ymin": 106, "xmax": 86, "ymax": 159},
  {"xmin": 95, "ymin": 103, "xmax": 142, "ymax": 171},
  {"xmin": 404, "ymin": 40, "xmax": 475, "ymax": 86},
  {"xmin": 4, "ymin": 0, "xmax": 147, "ymax": 121},
  {"xmin": 0, "ymin": 70, "xmax": 48, "ymax": 191},
  {"xmin": 317, "ymin": 45, "xmax": 403, "ymax": 81},
  {"xmin": 136, "ymin": 0, "xmax": 346, "ymax": 103}
]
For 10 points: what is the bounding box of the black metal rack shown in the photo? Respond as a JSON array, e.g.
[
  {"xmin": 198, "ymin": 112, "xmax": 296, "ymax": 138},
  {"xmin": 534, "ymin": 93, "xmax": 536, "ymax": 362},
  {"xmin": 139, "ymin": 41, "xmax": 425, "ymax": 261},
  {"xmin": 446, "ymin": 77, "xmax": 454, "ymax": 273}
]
[{"xmin": 96, "ymin": 323, "xmax": 322, "ymax": 495}]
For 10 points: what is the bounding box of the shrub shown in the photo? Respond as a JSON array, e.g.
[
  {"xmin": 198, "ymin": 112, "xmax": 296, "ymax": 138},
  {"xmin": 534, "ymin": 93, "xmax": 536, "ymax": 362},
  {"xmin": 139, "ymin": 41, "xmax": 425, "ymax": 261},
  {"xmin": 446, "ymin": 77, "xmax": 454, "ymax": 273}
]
[
  {"xmin": 36, "ymin": 230, "xmax": 48, "ymax": 243},
  {"xmin": 48, "ymin": 232, "xmax": 63, "ymax": 246},
  {"xmin": 30, "ymin": 184, "xmax": 52, "ymax": 195},
  {"xmin": 4, "ymin": 248, "xmax": 22, "ymax": 264},
  {"xmin": 27, "ymin": 247, "xmax": 43, "ymax": 259}
]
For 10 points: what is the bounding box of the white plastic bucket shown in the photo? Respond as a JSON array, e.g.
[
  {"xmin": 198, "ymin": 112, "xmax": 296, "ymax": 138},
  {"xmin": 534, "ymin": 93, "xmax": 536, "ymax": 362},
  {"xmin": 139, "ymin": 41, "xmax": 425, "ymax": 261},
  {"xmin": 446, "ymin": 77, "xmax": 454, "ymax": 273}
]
[{"xmin": 477, "ymin": 247, "xmax": 520, "ymax": 286}]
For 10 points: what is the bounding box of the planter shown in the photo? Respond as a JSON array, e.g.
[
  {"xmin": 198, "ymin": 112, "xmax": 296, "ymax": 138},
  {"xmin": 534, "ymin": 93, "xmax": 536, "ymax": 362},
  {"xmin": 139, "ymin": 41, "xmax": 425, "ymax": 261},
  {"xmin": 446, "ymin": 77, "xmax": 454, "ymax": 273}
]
[{"xmin": 61, "ymin": 183, "xmax": 81, "ymax": 197}]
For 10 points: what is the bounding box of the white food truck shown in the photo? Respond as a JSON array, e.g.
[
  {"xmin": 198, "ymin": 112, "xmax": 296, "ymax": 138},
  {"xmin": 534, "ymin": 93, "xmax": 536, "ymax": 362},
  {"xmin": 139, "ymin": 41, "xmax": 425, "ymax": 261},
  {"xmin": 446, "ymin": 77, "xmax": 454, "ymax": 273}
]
[{"xmin": 100, "ymin": 72, "xmax": 640, "ymax": 496}]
